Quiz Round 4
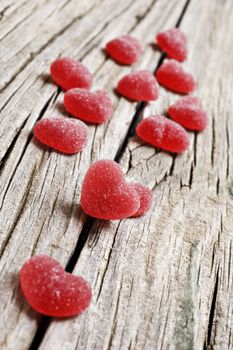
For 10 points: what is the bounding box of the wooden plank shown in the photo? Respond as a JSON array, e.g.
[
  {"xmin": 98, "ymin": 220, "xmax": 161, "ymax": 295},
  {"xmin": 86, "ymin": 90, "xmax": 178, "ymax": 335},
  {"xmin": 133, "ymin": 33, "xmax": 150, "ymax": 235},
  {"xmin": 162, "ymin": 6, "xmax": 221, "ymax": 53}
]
[
  {"xmin": 0, "ymin": 0, "xmax": 103, "ymax": 91},
  {"xmin": 0, "ymin": 0, "xmax": 190, "ymax": 349},
  {"xmin": 39, "ymin": 0, "xmax": 233, "ymax": 349},
  {"xmin": 0, "ymin": 0, "xmax": 49, "ymax": 42}
]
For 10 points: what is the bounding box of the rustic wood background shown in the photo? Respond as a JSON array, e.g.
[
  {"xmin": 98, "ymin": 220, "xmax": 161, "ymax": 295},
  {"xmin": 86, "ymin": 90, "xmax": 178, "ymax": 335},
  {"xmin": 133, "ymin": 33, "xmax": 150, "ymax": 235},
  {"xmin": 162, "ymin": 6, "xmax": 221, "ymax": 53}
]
[{"xmin": 0, "ymin": 0, "xmax": 232, "ymax": 349}]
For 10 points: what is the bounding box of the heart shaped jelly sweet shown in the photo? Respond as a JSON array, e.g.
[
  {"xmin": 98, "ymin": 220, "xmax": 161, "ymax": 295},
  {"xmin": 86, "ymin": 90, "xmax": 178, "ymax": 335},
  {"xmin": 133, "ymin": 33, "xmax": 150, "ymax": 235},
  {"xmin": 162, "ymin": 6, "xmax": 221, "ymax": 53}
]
[
  {"xmin": 34, "ymin": 118, "xmax": 88, "ymax": 154},
  {"xmin": 80, "ymin": 160, "xmax": 140, "ymax": 220},
  {"xmin": 50, "ymin": 57, "xmax": 92, "ymax": 91},
  {"xmin": 20, "ymin": 255, "xmax": 92, "ymax": 317},
  {"xmin": 136, "ymin": 115, "xmax": 189, "ymax": 153},
  {"xmin": 64, "ymin": 88, "xmax": 113, "ymax": 124},
  {"xmin": 105, "ymin": 35, "xmax": 143, "ymax": 65},
  {"xmin": 156, "ymin": 28, "xmax": 188, "ymax": 62},
  {"xmin": 168, "ymin": 96, "xmax": 208, "ymax": 131},
  {"xmin": 117, "ymin": 70, "xmax": 159, "ymax": 101},
  {"xmin": 156, "ymin": 59, "xmax": 195, "ymax": 94}
]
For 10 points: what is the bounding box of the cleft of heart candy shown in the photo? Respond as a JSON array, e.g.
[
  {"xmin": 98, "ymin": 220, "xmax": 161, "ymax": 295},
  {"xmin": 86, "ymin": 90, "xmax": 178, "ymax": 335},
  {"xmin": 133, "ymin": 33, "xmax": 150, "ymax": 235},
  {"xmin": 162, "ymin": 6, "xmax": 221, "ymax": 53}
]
[{"xmin": 80, "ymin": 159, "xmax": 152, "ymax": 220}]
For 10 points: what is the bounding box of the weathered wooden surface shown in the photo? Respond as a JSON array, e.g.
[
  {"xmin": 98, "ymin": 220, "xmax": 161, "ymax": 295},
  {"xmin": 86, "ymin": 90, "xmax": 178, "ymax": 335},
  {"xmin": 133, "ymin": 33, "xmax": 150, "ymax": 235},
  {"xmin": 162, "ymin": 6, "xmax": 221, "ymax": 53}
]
[{"xmin": 0, "ymin": 0, "xmax": 232, "ymax": 349}]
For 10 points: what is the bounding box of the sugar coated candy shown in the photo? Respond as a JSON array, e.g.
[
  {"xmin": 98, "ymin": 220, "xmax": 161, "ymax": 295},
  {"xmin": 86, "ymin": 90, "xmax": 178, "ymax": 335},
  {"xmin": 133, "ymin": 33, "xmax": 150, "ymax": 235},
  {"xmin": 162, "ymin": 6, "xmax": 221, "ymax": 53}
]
[
  {"xmin": 156, "ymin": 28, "xmax": 188, "ymax": 62},
  {"xmin": 20, "ymin": 255, "xmax": 92, "ymax": 317},
  {"xmin": 117, "ymin": 70, "xmax": 159, "ymax": 101},
  {"xmin": 34, "ymin": 118, "xmax": 88, "ymax": 154},
  {"xmin": 64, "ymin": 88, "xmax": 113, "ymax": 124},
  {"xmin": 130, "ymin": 183, "xmax": 153, "ymax": 217},
  {"xmin": 168, "ymin": 96, "xmax": 208, "ymax": 131},
  {"xmin": 105, "ymin": 35, "xmax": 143, "ymax": 65},
  {"xmin": 156, "ymin": 59, "xmax": 195, "ymax": 94},
  {"xmin": 50, "ymin": 57, "xmax": 92, "ymax": 90},
  {"xmin": 136, "ymin": 115, "xmax": 189, "ymax": 153},
  {"xmin": 80, "ymin": 160, "xmax": 140, "ymax": 220}
]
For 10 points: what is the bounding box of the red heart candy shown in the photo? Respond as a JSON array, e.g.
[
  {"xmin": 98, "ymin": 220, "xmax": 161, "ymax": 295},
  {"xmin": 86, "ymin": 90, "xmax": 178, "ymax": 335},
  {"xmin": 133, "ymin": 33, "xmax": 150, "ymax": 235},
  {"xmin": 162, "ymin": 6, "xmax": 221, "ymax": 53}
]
[
  {"xmin": 20, "ymin": 255, "xmax": 92, "ymax": 317},
  {"xmin": 80, "ymin": 160, "xmax": 140, "ymax": 220},
  {"xmin": 136, "ymin": 115, "xmax": 189, "ymax": 153},
  {"xmin": 50, "ymin": 57, "xmax": 92, "ymax": 91},
  {"xmin": 156, "ymin": 59, "xmax": 195, "ymax": 94},
  {"xmin": 34, "ymin": 118, "xmax": 88, "ymax": 154},
  {"xmin": 156, "ymin": 28, "xmax": 188, "ymax": 62},
  {"xmin": 117, "ymin": 70, "xmax": 159, "ymax": 101},
  {"xmin": 64, "ymin": 88, "xmax": 113, "ymax": 124},
  {"xmin": 168, "ymin": 96, "xmax": 208, "ymax": 131},
  {"xmin": 105, "ymin": 35, "xmax": 143, "ymax": 65},
  {"xmin": 130, "ymin": 183, "xmax": 153, "ymax": 217}
]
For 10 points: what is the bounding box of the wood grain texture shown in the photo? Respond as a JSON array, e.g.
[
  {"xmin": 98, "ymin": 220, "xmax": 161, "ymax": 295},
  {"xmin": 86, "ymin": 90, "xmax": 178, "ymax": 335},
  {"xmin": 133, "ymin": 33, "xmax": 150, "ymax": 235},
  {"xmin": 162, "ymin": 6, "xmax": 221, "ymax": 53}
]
[
  {"xmin": 40, "ymin": 0, "xmax": 233, "ymax": 349},
  {"xmin": 0, "ymin": 0, "xmax": 233, "ymax": 349},
  {"xmin": 0, "ymin": 0, "xmax": 189, "ymax": 349}
]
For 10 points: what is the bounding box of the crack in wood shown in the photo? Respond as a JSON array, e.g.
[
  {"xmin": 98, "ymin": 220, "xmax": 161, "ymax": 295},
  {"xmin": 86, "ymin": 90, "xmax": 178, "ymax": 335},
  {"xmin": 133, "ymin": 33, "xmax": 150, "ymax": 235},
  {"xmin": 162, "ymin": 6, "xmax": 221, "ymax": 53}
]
[
  {"xmin": 226, "ymin": 115, "xmax": 230, "ymax": 178},
  {"xmin": 0, "ymin": 90, "xmax": 57, "ymax": 173},
  {"xmin": 0, "ymin": 163, "xmax": 37, "ymax": 257},
  {"xmin": 228, "ymin": 240, "xmax": 232, "ymax": 290},
  {"xmin": 106, "ymin": 276, "xmax": 124, "ymax": 350},
  {"xmin": 96, "ymin": 221, "xmax": 121, "ymax": 302},
  {"xmin": 216, "ymin": 176, "xmax": 220, "ymax": 195},
  {"xmin": 59, "ymin": 0, "xmax": 73, "ymax": 12},
  {"xmin": 204, "ymin": 267, "xmax": 219, "ymax": 349},
  {"xmin": 0, "ymin": 115, "xmax": 29, "ymax": 173},
  {"xmin": 176, "ymin": 0, "xmax": 191, "ymax": 26},
  {"xmin": 189, "ymin": 162, "xmax": 194, "ymax": 189},
  {"xmin": 0, "ymin": 92, "xmax": 58, "ymax": 260},
  {"xmin": 0, "ymin": 4, "xmax": 11, "ymax": 21},
  {"xmin": 28, "ymin": 317, "xmax": 51, "ymax": 350},
  {"xmin": 211, "ymin": 117, "xmax": 216, "ymax": 168},
  {"xmin": 114, "ymin": 102, "xmax": 146, "ymax": 163},
  {"xmin": 126, "ymin": 149, "xmax": 133, "ymax": 174},
  {"xmin": 129, "ymin": 0, "xmax": 157, "ymax": 32},
  {"xmin": 0, "ymin": 77, "xmax": 30, "ymax": 114},
  {"xmin": 193, "ymin": 132, "xmax": 197, "ymax": 167}
]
